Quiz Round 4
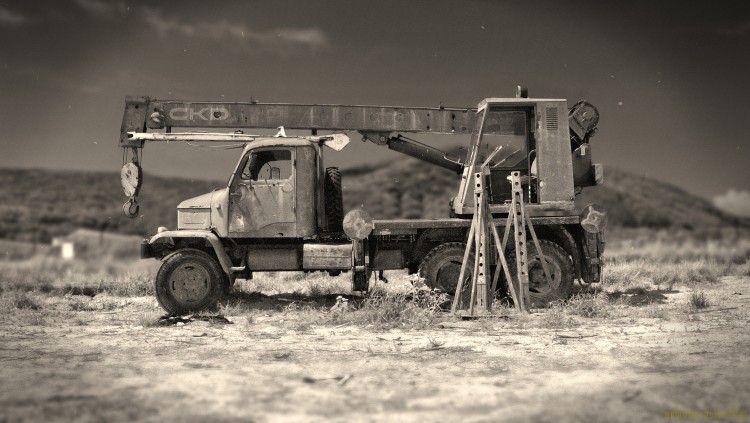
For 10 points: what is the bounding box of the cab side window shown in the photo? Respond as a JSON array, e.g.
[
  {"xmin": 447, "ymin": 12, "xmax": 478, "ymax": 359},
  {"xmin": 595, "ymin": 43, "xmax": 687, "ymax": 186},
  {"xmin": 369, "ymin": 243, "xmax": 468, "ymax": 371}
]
[{"xmin": 241, "ymin": 150, "xmax": 292, "ymax": 181}]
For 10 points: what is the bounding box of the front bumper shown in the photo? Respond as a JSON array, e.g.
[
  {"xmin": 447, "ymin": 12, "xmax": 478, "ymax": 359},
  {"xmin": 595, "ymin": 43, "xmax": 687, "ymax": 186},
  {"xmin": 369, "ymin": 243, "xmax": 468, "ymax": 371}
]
[{"xmin": 140, "ymin": 240, "xmax": 153, "ymax": 259}]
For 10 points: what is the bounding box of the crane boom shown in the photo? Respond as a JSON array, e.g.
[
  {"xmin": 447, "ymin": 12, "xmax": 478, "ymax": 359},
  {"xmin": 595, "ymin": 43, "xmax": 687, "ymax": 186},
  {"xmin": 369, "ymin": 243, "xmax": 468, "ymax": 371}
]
[
  {"xmin": 118, "ymin": 94, "xmax": 602, "ymax": 217},
  {"xmin": 120, "ymin": 96, "xmax": 477, "ymax": 148}
]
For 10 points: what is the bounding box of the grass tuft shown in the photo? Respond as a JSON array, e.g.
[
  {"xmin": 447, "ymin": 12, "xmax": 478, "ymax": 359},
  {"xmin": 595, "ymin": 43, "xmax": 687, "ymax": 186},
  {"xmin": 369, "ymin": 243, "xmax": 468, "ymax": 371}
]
[
  {"xmin": 563, "ymin": 293, "xmax": 615, "ymax": 318},
  {"xmin": 5, "ymin": 291, "xmax": 43, "ymax": 310},
  {"xmin": 539, "ymin": 307, "xmax": 578, "ymax": 328},
  {"xmin": 688, "ymin": 291, "xmax": 710, "ymax": 310},
  {"xmin": 67, "ymin": 296, "xmax": 97, "ymax": 312}
]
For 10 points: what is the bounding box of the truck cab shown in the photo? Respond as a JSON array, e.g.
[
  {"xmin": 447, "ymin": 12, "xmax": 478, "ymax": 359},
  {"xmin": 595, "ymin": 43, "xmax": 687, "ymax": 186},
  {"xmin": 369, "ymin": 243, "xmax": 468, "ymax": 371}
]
[{"xmin": 175, "ymin": 137, "xmax": 342, "ymax": 240}]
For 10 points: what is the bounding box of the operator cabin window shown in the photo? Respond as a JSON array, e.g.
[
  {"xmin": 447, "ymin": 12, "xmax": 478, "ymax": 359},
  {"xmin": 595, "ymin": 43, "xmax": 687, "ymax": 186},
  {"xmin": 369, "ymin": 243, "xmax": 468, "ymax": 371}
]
[
  {"xmin": 242, "ymin": 150, "xmax": 292, "ymax": 181},
  {"xmin": 479, "ymin": 109, "xmax": 536, "ymax": 203},
  {"xmin": 480, "ymin": 109, "xmax": 529, "ymax": 169}
]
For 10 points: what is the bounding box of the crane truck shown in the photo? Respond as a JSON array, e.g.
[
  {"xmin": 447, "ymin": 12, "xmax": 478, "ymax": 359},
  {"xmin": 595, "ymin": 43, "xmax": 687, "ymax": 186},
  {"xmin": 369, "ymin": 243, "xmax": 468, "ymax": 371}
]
[{"xmin": 119, "ymin": 89, "xmax": 606, "ymax": 314}]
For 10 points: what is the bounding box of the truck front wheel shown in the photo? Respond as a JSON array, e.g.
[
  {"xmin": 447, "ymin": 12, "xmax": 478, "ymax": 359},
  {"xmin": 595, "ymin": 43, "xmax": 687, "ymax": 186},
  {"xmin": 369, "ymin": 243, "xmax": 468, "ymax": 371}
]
[{"xmin": 155, "ymin": 248, "xmax": 225, "ymax": 315}]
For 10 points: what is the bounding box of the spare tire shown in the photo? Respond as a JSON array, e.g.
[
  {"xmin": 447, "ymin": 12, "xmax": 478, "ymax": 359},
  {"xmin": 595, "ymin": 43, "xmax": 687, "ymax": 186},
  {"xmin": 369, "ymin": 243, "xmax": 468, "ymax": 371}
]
[{"xmin": 324, "ymin": 167, "xmax": 344, "ymax": 233}]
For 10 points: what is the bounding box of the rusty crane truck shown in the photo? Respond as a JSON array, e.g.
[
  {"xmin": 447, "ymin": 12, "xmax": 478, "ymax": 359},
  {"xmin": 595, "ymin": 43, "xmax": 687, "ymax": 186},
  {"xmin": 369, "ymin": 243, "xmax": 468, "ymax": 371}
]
[{"xmin": 119, "ymin": 89, "xmax": 606, "ymax": 314}]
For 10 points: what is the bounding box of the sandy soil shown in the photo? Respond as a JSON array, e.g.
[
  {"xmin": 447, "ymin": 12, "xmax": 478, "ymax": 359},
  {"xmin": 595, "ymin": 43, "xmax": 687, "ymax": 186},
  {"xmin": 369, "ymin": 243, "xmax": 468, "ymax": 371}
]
[{"xmin": 1, "ymin": 277, "xmax": 749, "ymax": 423}]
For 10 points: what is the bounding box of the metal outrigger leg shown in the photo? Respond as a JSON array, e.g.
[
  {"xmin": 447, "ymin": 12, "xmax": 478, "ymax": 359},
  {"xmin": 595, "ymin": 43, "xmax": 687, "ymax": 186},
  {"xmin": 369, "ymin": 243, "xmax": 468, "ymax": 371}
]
[
  {"xmin": 451, "ymin": 151, "xmax": 554, "ymax": 316},
  {"xmin": 451, "ymin": 147, "xmax": 501, "ymax": 317},
  {"xmin": 496, "ymin": 171, "xmax": 554, "ymax": 312}
]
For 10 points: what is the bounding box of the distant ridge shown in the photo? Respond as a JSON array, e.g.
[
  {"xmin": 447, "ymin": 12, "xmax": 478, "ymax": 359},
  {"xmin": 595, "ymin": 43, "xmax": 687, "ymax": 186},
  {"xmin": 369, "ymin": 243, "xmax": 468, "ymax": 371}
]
[
  {"xmin": 341, "ymin": 158, "xmax": 749, "ymax": 230},
  {"xmin": 0, "ymin": 168, "xmax": 219, "ymax": 242},
  {"xmin": 0, "ymin": 162, "xmax": 745, "ymax": 242},
  {"xmin": 575, "ymin": 167, "xmax": 747, "ymax": 230}
]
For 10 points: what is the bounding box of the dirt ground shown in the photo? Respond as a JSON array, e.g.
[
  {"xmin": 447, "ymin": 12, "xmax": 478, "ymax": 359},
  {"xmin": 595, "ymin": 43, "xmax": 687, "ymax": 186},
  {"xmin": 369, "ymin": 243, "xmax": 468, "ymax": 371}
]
[{"xmin": 1, "ymin": 275, "xmax": 749, "ymax": 423}]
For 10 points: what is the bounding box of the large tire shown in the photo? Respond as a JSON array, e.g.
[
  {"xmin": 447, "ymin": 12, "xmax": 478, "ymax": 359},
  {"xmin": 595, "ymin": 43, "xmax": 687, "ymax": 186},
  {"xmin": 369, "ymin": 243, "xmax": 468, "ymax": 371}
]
[
  {"xmin": 418, "ymin": 243, "xmax": 473, "ymax": 308},
  {"xmin": 154, "ymin": 248, "xmax": 225, "ymax": 315},
  {"xmin": 324, "ymin": 167, "xmax": 344, "ymax": 233},
  {"xmin": 508, "ymin": 240, "xmax": 574, "ymax": 307}
]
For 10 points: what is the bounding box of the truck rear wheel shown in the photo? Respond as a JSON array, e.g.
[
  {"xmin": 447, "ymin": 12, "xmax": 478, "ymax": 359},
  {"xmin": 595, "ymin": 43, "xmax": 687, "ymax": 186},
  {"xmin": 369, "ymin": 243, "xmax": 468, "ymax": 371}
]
[
  {"xmin": 324, "ymin": 167, "xmax": 344, "ymax": 233},
  {"xmin": 418, "ymin": 243, "xmax": 473, "ymax": 307},
  {"xmin": 154, "ymin": 248, "xmax": 225, "ymax": 315},
  {"xmin": 509, "ymin": 240, "xmax": 574, "ymax": 307}
]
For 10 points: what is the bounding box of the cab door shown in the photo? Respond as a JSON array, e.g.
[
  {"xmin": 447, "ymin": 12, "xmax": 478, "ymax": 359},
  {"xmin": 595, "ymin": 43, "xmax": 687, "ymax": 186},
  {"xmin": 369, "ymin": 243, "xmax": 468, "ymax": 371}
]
[{"xmin": 228, "ymin": 147, "xmax": 296, "ymax": 237}]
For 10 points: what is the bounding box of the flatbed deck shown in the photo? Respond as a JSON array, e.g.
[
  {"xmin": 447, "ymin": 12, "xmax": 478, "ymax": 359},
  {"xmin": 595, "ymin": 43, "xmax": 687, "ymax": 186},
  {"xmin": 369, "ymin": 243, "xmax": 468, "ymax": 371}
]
[{"xmin": 371, "ymin": 216, "xmax": 580, "ymax": 235}]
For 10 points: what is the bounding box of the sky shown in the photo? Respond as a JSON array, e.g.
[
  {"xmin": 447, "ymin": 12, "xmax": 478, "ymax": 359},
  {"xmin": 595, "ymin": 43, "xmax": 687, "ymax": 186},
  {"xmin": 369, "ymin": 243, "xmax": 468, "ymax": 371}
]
[{"xmin": 1, "ymin": 0, "xmax": 749, "ymax": 215}]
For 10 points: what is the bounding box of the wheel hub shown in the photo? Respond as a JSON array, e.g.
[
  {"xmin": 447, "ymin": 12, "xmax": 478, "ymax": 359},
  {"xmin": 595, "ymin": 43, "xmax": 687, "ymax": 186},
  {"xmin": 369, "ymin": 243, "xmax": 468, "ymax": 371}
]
[
  {"xmin": 170, "ymin": 264, "xmax": 211, "ymax": 305},
  {"xmin": 528, "ymin": 257, "xmax": 561, "ymax": 295}
]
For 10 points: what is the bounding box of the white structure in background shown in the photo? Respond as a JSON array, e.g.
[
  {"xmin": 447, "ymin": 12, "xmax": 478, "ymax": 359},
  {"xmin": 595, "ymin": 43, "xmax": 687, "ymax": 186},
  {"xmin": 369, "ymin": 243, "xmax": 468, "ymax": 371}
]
[
  {"xmin": 51, "ymin": 237, "xmax": 75, "ymax": 260},
  {"xmin": 61, "ymin": 242, "xmax": 75, "ymax": 260},
  {"xmin": 51, "ymin": 229, "xmax": 142, "ymax": 260}
]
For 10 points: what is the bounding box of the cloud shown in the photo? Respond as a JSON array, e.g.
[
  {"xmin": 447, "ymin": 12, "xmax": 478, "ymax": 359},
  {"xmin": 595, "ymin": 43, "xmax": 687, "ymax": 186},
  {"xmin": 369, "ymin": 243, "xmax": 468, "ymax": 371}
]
[
  {"xmin": 7, "ymin": 63, "xmax": 146, "ymax": 95},
  {"xmin": 140, "ymin": 7, "xmax": 331, "ymax": 55},
  {"xmin": 0, "ymin": 5, "xmax": 30, "ymax": 27},
  {"xmin": 74, "ymin": 0, "xmax": 129, "ymax": 19},
  {"xmin": 713, "ymin": 189, "xmax": 750, "ymax": 218}
]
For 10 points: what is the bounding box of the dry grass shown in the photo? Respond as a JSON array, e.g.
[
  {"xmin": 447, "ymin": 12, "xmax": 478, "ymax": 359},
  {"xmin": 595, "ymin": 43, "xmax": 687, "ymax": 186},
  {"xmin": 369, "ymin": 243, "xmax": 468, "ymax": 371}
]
[
  {"xmin": 1, "ymin": 290, "xmax": 43, "ymax": 310},
  {"xmin": 605, "ymin": 228, "xmax": 750, "ymax": 263},
  {"xmin": 0, "ymin": 256, "xmax": 157, "ymax": 327},
  {"xmin": 602, "ymin": 259, "xmax": 736, "ymax": 289},
  {"xmin": 0, "ymin": 256, "xmax": 155, "ymax": 297},
  {"xmin": 599, "ymin": 231, "xmax": 748, "ymax": 302},
  {"xmin": 538, "ymin": 307, "xmax": 578, "ymax": 328},
  {"xmin": 234, "ymin": 271, "xmax": 352, "ymax": 297},
  {"xmin": 0, "ymin": 229, "xmax": 747, "ymax": 330},
  {"xmin": 328, "ymin": 286, "xmax": 449, "ymax": 330},
  {"xmin": 533, "ymin": 292, "xmax": 625, "ymax": 328},
  {"xmin": 564, "ymin": 293, "xmax": 617, "ymax": 318},
  {"xmin": 221, "ymin": 271, "xmax": 451, "ymax": 330},
  {"xmin": 228, "ymin": 283, "xmax": 450, "ymax": 331}
]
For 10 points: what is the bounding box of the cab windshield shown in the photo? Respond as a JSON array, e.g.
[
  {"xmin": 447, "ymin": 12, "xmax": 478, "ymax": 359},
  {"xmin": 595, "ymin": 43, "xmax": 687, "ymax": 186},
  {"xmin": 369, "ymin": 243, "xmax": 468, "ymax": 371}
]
[
  {"xmin": 465, "ymin": 105, "xmax": 536, "ymax": 203},
  {"xmin": 474, "ymin": 107, "xmax": 528, "ymax": 169}
]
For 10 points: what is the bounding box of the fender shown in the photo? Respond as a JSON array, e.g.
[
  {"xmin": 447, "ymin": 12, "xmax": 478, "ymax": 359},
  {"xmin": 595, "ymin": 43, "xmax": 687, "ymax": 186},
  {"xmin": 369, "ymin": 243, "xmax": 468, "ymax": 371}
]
[
  {"xmin": 148, "ymin": 230, "xmax": 233, "ymax": 276},
  {"xmin": 411, "ymin": 227, "xmax": 469, "ymax": 271}
]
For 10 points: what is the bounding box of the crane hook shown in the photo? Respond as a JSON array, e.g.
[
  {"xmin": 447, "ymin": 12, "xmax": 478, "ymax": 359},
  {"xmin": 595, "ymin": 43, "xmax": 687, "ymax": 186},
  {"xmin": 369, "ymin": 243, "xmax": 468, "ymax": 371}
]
[{"xmin": 123, "ymin": 197, "xmax": 139, "ymax": 218}]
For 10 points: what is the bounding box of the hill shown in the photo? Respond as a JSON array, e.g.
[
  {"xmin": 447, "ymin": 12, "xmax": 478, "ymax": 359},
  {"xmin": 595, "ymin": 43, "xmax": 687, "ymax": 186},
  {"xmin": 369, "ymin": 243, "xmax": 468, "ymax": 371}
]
[
  {"xmin": 341, "ymin": 158, "xmax": 748, "ymax": 230},
  {"xmin": 0, "ymin": 168, "xmax": 221, "ymax": 242},
  {"xmin": 574, "ymin": 169, "xmax": 747, "ymax": 230},
  {"xmin": 0, "ymin": 162, "xmax": 745, "ymax": 242}
]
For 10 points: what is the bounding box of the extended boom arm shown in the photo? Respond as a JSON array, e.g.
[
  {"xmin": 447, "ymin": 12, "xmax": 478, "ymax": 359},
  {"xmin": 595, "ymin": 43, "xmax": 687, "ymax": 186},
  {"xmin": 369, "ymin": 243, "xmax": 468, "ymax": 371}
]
[
  {"xmin": 120, "ymin": 96, "xmax": 475, "ymax": 174},
  {"xmin": 120, "ymin": 96, "xmax": 476, "ymax": 147},
  {"xmin": 118, "ymin": 96, "xmax": 477, "ymax": 217}
]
